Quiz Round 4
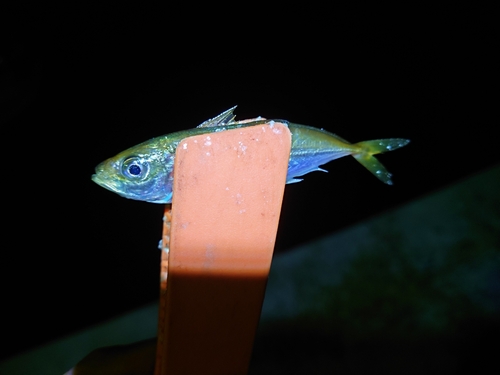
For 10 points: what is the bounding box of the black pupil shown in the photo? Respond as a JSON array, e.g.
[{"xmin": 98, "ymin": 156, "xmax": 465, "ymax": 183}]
[{"xmin": 129, "ymin": 164, "xmax": 141, "ymax": 176}]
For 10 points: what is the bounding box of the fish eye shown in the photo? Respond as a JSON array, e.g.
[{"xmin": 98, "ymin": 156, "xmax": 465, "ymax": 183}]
[
  {"xmin": 128, "ymin": 164, "xmax": 141, "ymax": 176},
  {"xmin": 122, "ymin": 157, "xmax": 149, "ymax": 180}
]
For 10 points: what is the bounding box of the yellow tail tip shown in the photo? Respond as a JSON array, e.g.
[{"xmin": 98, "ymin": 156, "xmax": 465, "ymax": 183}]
[{"xmin": 354, "ymin": 138, "xmax": 410, "ymax": 184}]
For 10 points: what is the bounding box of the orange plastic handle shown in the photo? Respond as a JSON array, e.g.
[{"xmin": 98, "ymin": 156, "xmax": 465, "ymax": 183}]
[{"xmin": 155, "ymin": 122, "xmax": 291, "ymax": 375}]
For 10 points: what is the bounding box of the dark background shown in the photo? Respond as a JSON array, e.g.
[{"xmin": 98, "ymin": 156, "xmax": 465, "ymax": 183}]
[{"xmin": 1, "ymin": 3, "xmax": 497, "ymax": 362}]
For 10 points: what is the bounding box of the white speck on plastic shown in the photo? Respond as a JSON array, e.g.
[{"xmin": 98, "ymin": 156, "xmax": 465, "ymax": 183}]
[
  {"xmin": 239, "ymin": 209, "xmax": 246, "ymax": 214},
  {"xmin": 268, "ymin": 120, "xmax": 275, "ymax": 127},
  {"xmin": 225, "ymin": 187, "xmax": 229, "ymax": 190},
  {"xmin": 204, "ymin": 136, "xmax": 211, "ymax": 146},
  {"xmin": 238, "ymin": 141, "xmax": 247, "ymax": 153},
  {"xmin": 235, "ymin": 193, "xmax": 243, "ymax": 204},
  {"xmin": 206, "ymin": 152, "xmax": 211, "ymax": 156},
  {"xmin": 182, "ymin": 142, "xmax": 188, "ymax": 150},
  {"xmin": 158, "ymin": 240, "xmax": 163, "ymax": 250}
]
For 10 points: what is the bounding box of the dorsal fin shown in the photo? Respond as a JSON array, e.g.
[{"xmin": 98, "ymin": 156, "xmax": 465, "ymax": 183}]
[{"xmin": 196, "ymin": 106, "xmax": 238, "ymax": 128}]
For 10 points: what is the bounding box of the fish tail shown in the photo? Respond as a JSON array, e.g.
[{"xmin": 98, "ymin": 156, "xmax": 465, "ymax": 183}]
[{"xmin": 352, "ymin": 138, "xmax": 410, "ymax": 185}]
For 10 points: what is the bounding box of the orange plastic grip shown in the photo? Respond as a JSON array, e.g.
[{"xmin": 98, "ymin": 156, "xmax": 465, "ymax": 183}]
[{"xmin": 155, "ymin": 122, "xmax": 291, "ymax": 375}]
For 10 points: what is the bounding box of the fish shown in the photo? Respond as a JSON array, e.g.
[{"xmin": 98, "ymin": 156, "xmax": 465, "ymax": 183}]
[{"xmin": 92, "ymin": 106, "xmax": 409, "ymax": 203}]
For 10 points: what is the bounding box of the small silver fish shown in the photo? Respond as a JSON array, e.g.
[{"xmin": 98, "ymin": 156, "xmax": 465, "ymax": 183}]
[{"xmin": 92, "ymin": 106, "xmax": 409, "ymax": 203}]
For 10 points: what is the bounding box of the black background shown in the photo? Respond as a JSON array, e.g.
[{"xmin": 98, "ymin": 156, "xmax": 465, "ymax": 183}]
[{"xmin": 1, "ymin": 3, "xmax": 497, "ymax": 360}]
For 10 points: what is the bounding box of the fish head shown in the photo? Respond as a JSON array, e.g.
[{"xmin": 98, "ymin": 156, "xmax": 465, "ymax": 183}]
[{"xmin": 92, "ymin": 139, "xmax": 175, "ymax": 203}]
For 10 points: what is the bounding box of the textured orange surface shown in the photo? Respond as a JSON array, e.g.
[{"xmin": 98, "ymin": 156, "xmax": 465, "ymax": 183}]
[{"xmin": 155, "ymin": 122, "xmax": 291, "ymax": 375}]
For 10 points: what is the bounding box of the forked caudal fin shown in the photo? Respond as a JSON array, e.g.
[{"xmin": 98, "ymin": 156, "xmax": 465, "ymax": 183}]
[{"xmin": 353, "ymin": 139, "xmax": 410, "ymax": 185}]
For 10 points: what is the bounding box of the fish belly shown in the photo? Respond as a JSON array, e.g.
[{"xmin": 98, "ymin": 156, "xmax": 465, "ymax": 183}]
[{"xmin": 286, "ymin": 150, "xmax": 351, "ymax": 183}]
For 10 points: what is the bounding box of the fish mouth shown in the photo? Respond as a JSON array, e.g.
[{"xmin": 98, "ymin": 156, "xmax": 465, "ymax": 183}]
[{"xmin": 91, "ymin": 173, "xmax": 121, "ymax": 194}]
